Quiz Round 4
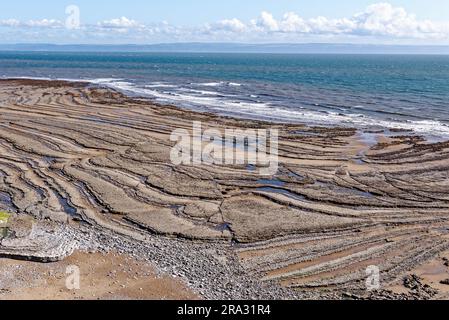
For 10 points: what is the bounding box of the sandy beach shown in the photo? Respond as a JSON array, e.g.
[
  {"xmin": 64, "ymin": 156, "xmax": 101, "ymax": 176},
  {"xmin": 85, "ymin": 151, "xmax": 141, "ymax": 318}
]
[{"xmin": 1, "ymin": 79, "xmax": 449, "ymax": 300}]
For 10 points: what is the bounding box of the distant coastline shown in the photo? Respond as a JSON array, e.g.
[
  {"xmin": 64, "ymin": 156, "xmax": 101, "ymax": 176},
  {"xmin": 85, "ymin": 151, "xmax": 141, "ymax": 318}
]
[{"xmin": 1, "ymin": 43, "xmax": 449, "ymax": 55}]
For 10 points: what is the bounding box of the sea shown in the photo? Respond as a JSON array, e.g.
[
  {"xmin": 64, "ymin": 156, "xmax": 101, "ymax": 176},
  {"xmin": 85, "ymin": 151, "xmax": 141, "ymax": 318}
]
[{"xmin": 1, "ymin": 51, "xmax": 449, "ymax": 139}]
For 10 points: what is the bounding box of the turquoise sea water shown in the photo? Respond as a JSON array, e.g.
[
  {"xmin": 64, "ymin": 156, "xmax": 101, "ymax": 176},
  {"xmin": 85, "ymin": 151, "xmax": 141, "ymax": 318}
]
[{"xmin": 1, "ymin": 51, "xmax": 449, "ymax": 137}]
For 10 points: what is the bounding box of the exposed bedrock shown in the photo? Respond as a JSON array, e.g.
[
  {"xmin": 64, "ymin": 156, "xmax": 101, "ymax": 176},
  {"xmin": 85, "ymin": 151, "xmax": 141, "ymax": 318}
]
[{"xmin": 1, "ymin": 79, "xmax": 449, "ymax": 298}]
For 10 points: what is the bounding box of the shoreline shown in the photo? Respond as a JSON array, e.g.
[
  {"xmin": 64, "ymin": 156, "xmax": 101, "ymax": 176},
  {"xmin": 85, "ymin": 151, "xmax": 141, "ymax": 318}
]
[
  {"xmin": 1, "ymin": 76, "xmax": 448, "ymax": 142},
  {"xmin": 1, "ymin": 78, "xmax": 449, "ymax": 300}
]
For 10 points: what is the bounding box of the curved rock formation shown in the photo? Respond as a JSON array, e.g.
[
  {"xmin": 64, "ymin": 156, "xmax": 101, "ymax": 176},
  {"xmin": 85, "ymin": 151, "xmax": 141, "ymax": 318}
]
[{"xmin": 1, "ymin": 79, "xmax": 449, "ymax": 298}]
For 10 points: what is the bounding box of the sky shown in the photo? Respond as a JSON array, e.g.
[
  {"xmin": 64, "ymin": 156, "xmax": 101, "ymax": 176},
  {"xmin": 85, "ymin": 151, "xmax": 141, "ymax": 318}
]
[{"xmin": 0, "ymin": 0, "xmax": 448, "ymax": 45}]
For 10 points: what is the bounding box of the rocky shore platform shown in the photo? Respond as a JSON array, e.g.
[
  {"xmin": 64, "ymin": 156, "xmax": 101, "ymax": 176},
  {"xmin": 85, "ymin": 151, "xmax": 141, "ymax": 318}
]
[{"xmin": 1, "ymin": 79, "xmax": 449, "ymax": 299}]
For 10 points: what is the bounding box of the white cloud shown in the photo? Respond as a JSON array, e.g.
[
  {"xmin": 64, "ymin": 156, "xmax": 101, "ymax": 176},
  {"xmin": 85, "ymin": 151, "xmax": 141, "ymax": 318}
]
[
  {"xmin": 97, "ymin": 17, "xmax": 143, "ymax": 29},
  {"xmin": 233, "ymin": 2, "xmax": 448, "ymax": 39},
  {"xmin": 200, "ymin": 3, "xmax": 449, "ymax": 41},
  {"xmin": 26, "ymin": 19, "xmax": 63, "ymax": 28},
  {"xmin": 257, "ymin": 11, "xmax": 279, "ymax": 32},
  {"xmin": 0, "ymin": 19, "xmax": 20, "ymax": 27},
  {"xmin": 0, "ymin": 3, "xmax": 448, "ymax": 43},
  {"xmin": 214, "ymin": 18, "xmax": 247, "ymax": 33},
  {"xmin": 1, "ymin": 18, "xmax": 63, "ymax": 28},
  {"xmin": 351, "ymin": 2, "xmax": 447, "ymax": 38},
  {"xmin": 279, "ymin": 12, "xmax": 310, "ymax": 33}
]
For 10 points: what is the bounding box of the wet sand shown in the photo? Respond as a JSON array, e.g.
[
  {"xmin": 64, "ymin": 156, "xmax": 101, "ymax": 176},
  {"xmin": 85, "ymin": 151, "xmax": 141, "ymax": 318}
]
[
  {"xmin": 1, "ymin": 79, "xmax": 449, "ymax": 300},
  {"xmin": 0, "ymin": 251, "xmax": 198, "ymax": 300}
]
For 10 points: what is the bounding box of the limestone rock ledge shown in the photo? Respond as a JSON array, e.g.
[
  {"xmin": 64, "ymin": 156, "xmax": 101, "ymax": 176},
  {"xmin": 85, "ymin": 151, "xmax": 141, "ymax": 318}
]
[{"xmin": 0, "ymin": 216, "xmax": 78, "ymax": 262}]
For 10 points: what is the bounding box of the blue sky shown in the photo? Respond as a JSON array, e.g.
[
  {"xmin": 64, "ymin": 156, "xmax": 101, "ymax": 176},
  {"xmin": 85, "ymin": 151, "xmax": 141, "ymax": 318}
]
[{"xmin": 0, "ymin": 1, "xmax": 448, "ymax": 44}]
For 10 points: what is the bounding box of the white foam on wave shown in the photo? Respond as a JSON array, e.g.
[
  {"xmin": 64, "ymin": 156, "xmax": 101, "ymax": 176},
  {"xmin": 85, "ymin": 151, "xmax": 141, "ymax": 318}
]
[
  {"xmin": 178, "ymin": 88, "xmax": 226, "ymax": 96},
  {"xmin": 195, "ymin": 82, "xmax": 223, "ymax": 87},
  {"xmin": 286, "ymin": 109, "xmax": 449, "ymax": 138},
  {"xmin": 97, "ymin": 79, "xmax": 449, "ymax": 139},
  {"xmin": 5, "ymin": 76, "xmax": 448, "ymax": 139},
  {"xmin": 193, "ymin": 81, "xmax": 242, "ymax": 87},
  {"xmin": 144, "ymin": 82, "xmax": 179, "ymax": 88},
  {"xmin": 101, "ymin": 80, "xmax": 273, "ymax": 115},
  {"xmin": 85, "ymin": 78, "xmax": 124, "ymax": 84}
]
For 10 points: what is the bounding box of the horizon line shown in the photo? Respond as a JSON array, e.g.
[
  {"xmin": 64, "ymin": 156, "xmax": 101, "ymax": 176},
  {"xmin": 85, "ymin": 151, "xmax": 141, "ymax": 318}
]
[{"xmin": 2, "ymin": 42, "xmax": 449, "ymax": 47}]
